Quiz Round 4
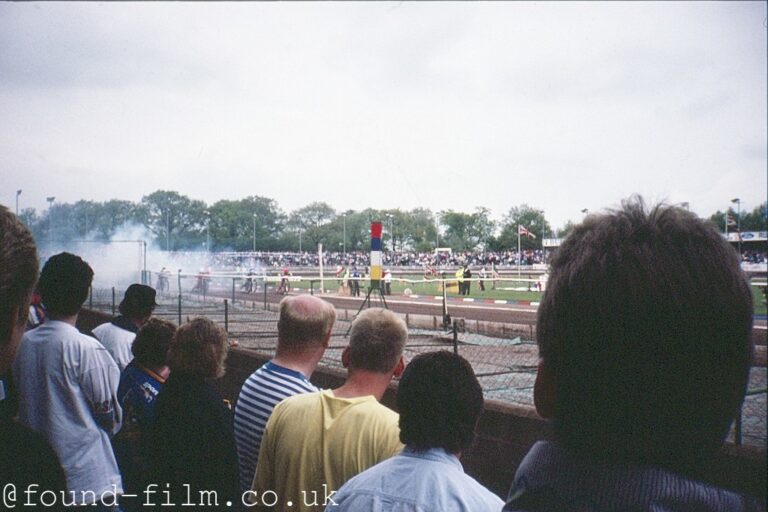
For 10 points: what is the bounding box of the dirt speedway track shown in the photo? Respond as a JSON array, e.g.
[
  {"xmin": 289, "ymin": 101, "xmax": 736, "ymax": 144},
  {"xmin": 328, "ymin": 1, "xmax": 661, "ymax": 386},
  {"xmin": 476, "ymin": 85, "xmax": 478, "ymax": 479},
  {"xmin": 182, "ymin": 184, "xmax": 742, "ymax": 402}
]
[{"xmin": 218, "ymin": 287, "xmax": 765, "ymax": 347}]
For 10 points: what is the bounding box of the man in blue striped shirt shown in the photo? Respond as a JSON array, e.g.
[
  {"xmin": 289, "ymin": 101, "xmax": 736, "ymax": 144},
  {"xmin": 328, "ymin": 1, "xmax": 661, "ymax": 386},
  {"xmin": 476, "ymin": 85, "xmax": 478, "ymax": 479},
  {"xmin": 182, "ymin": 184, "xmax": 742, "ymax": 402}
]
[{"xmin": 234, "ymin": 295, "xmax": 336, "ymax": 493}]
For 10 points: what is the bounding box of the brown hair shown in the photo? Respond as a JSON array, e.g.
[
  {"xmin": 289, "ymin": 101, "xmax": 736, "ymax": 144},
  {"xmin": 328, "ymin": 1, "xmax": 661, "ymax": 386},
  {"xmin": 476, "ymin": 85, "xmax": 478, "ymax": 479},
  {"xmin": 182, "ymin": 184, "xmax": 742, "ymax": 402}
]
[
  {"xmin": 168, "ymin": 317, "xmax": 228, "ymax": 379},
  {"xmin": 538, "ymin": 196, "xmax": 753, "ymax": 473},
  {"xmin": 132, "ymin": 317, "xmax": 177, "ymax": 368},
  {"xmin": 0, "ymin": 206, "xmax": 38, "ymax": 345}
]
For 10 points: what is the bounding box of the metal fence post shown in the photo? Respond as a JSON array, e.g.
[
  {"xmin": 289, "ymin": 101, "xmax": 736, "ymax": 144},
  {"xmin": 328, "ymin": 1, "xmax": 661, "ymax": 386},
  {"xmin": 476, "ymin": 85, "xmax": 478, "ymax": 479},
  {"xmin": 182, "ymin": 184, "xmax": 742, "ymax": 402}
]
[
  {"xmin": 111, "ymin": 287, "xmax": 116, "ymax": 316},
  {"xmin": 310, "ymin": 280, "xmax": 314, "ymax": 296},
  {"xmin": 177, "ymin": 294, "xmax": 182, "ymax": 325},
  {"xmin": 442, "ymin": 280, "xmax": 450, "ymax": 329},
  {"xmin": 452, "ymin": 320, "xmax": 459, "ymax": 355},
  {"xmin": 224, "ymin": 299, "xmax": 229, "ymax": 333}
]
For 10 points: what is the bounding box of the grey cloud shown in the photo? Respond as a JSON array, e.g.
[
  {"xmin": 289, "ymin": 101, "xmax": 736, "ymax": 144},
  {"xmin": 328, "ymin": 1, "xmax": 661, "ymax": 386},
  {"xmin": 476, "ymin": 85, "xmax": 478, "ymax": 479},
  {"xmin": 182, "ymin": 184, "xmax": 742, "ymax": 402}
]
[{"xmin": 0, "ymin": 4, "xmax": 212, "ymax": 91}]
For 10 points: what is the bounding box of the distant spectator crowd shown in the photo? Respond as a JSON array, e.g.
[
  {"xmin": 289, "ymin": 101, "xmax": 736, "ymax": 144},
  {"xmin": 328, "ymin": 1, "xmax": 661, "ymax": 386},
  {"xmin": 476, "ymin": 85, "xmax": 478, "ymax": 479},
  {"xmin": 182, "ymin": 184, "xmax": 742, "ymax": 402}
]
[
  {"xmin": 161, "ymin": 248, "xmax": 552, "ymax": 272},
  {"xmin": 0, "ymin": 198, "xmax": 764, "ymax": 512},
  {"xmin": 159, "ymin": 247, "xmax": 766, "ymax": 276}
]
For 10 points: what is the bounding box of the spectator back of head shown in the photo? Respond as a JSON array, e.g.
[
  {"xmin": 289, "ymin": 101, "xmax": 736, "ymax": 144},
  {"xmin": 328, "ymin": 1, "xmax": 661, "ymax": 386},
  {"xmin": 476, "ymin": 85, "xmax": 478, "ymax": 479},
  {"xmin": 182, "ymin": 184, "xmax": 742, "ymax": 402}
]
[
  {"xmin": 537, "ymin": 197, "xmax": 753, "ymax": 474},
  {"xmin": 397, "ymin": 351, "xmax": 483, "ymax": 455},
  {"xmin": 168, "ymin": 317, "xmax": 228, "ymax": 379},
  {"xmin": 277, "ymin": 295, "xmax": 336, "ymax": 353},
  {"xmin": 37, "ymin": 252, "xmax": 93, "ymax": 318},
  {"xmin": 0, "ymin": 206, "xmax": 39, "ymax": 370},
  {"xmin": 132, "ymin": 317, "xmax": 176, "ymax": 368},
  {"xmin": 119, "ymin": 284, "xmax": 158, "ymax": 319},
  {"xmin": 348, "ymin": 308, "xmax": 407, "ymax": 373}
]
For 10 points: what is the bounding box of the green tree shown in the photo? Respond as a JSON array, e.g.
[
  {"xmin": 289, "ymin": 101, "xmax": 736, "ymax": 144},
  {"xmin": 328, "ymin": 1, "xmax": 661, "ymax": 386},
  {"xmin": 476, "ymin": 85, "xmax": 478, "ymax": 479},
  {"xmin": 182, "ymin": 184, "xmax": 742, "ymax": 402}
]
[
  {"xmin": 287, "ymin": 202, "xmax": 336, "ymax": 249},
  {"xmin": 90, "ymin": 200, "xmax": 137, "ymax": 241},
  {"xmin": 399, "ymin": 208, "xmax": 439, "ymax": 252},
  {"xmin": 439, "ymin": 207, "xmax": 496, "ymax": 251},
  {"xmin": 17, "ymin": 208, "xmax": 41, "ymax": 240},
  {"xmin": 710, "ymin": 202, "xmax": 768, "ymax": 234},
  {"xmin": 71, "ymin": 200, "xmax": 97, "ymax": 239},
  {"xmin": 209, "ymin": 196, "xmax": 285, "ymax": 251},
  {"xmin": 344, "ymin": 210, "xmax": 378, "ymax": 253},
  {"xmin": 137, "ymin": 190, "xmax": 207, "ymax": 250},
  {"xmin": 741, "ymin": 202, "xmax": 768, "ymax": 232}
]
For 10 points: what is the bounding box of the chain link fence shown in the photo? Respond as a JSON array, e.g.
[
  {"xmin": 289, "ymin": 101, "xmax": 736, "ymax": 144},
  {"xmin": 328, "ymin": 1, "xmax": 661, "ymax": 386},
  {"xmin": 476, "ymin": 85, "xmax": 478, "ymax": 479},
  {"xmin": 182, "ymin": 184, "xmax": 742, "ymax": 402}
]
[{"xmin": 87, "ymin": 286, "xmax": 766, "ymax": 448}]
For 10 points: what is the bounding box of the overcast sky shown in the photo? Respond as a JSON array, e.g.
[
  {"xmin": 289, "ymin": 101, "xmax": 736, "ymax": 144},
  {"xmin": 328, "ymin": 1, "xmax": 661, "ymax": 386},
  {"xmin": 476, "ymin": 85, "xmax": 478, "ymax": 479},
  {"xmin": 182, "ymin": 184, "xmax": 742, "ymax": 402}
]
[{"xmin": 1, "ymin": 1, "xmax": 765, "ymax": 230}]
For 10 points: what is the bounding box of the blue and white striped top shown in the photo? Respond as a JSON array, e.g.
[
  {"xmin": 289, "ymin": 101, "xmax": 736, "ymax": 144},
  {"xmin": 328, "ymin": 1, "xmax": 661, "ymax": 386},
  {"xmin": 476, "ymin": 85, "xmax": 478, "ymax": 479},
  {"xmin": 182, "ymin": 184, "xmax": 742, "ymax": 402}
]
[{"xmin": 234, "ymin": 360, "xmax": 319, "ymax": 493}]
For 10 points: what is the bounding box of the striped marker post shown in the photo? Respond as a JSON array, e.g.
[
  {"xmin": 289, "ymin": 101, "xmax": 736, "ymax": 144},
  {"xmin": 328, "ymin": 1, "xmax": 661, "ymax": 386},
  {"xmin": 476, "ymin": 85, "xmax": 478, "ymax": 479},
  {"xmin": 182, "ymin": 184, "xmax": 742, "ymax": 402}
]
[{"xmin": 370, "ymin": 221, "xmax": 382, "ymax": 290}]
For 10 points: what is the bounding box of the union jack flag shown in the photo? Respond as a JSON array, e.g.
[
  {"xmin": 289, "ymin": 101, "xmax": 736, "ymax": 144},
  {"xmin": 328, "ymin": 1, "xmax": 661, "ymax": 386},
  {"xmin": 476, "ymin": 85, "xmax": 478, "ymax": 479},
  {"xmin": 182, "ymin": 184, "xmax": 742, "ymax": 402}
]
[{"xmin": 518, "ymin": 225, "xmax": 537, "ymax": 239}]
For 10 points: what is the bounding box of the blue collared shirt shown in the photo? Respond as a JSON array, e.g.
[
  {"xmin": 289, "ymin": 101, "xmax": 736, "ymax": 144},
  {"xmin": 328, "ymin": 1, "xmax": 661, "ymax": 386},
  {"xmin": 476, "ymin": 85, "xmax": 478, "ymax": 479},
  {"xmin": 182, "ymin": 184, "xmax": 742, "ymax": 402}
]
[
  {"xmin": 327, "ymin": 446, "xmax": 504, "ymax": 512},
  {"xmin": 504, "ymin": 441, "xmax": 764, "ymax": 512}
]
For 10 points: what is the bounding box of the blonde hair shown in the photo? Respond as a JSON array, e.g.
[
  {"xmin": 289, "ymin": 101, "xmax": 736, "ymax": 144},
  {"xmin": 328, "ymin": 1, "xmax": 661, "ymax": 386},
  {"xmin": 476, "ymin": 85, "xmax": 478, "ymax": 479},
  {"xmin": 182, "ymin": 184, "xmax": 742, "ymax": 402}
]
[
  {"xmin": 348, "ymin": 308, "xmax": 407, "ymax": 373},
  {"xmin": 168, "ymin": 317, "xmax": 228, "ymax": 379}
]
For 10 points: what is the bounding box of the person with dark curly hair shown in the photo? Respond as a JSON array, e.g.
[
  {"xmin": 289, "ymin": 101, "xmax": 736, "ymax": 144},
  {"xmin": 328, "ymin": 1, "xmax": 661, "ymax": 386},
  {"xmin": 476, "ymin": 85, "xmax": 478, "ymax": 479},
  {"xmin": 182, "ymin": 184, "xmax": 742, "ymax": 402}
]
[{"xmin": 328, "ymin": 350, "xmax": 502, "ymax": 511}]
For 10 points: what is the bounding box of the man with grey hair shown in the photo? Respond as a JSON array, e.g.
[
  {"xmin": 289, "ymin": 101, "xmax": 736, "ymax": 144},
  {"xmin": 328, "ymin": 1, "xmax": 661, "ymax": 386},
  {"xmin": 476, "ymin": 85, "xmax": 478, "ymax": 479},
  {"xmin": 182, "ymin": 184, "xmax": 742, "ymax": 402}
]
[
  {"xmin": 235, "ymin": 294, "xmax": 337, "ymax": 493},
  {"xmin": 250, "ymin": 308, "xmax": 407, "ymax": 512}
]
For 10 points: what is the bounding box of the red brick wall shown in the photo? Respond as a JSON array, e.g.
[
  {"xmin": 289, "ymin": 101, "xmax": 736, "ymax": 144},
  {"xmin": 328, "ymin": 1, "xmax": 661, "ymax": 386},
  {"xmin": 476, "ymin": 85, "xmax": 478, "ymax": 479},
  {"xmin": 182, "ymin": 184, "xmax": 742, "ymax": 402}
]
[{"xmin": 219, "ymin": 347, "xmax": 766, "ymax": 501}]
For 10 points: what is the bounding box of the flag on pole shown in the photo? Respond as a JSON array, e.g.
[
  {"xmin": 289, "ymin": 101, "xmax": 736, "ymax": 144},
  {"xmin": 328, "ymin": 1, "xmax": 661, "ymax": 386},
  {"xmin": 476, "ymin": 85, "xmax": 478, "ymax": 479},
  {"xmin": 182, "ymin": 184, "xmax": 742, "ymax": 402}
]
[{"xmin": 518, "ymin": 225, "xmax": 537, "ymax": 239}]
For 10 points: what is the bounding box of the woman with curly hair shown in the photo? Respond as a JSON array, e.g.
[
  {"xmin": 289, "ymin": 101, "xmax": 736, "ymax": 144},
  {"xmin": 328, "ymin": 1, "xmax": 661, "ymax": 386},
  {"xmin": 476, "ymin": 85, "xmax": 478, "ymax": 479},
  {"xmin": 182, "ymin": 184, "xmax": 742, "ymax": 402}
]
[{"xmin": 148, "ymin": 317, "xmax": 239, "ymax": 511}]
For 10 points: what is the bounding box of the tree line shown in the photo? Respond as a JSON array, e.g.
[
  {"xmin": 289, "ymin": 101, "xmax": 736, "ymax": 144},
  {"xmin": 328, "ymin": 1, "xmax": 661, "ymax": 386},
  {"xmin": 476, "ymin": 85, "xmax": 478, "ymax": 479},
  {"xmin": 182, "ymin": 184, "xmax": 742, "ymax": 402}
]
[{"xmin": 15, "ymin": 190, "xmax": 767, "ymax": 253}]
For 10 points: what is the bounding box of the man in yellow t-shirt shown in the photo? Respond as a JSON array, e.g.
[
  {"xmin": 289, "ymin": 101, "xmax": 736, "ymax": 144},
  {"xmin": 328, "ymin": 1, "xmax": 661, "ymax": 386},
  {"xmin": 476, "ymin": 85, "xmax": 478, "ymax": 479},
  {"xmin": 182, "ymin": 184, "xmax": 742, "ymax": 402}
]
[{"xmin": 250, "ymin": 308, "xmax": 407, "ymax": 512}]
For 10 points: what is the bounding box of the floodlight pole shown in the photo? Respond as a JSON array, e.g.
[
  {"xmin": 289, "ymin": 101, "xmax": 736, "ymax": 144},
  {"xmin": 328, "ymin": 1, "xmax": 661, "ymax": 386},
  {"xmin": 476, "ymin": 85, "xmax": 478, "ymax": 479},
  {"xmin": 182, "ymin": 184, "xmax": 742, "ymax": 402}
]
[
  {"xmin": 252, "ymin": 213, "xmax": 257, "ymax": 252},
  {"xmin": 15, "ymin": 189, "xmax": 22, "ymax": 216},
  {"xmin": 46, "ymin": 196, "xmax": 55, "ymax": 245},
  {"xmin": 731, "ymin": 198, "xmax": 742, "ymax": 257}
]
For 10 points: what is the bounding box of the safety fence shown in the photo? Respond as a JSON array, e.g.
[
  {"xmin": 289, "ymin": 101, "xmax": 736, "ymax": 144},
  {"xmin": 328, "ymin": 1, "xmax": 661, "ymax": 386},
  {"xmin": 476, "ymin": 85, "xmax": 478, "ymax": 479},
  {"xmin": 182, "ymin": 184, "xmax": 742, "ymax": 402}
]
[
  {"xmin": 87, "ymin": 286, "xmax": 766, "ymax": 448},
  {"xmin": 140, "ymin": 269, "xmax": 548, "ymax": 303}
]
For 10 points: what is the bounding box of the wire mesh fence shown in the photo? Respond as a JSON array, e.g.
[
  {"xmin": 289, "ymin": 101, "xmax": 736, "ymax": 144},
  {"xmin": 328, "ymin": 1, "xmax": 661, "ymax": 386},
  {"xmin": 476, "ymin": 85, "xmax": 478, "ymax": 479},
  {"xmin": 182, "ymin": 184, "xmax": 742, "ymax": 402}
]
[{"xmin": 87, "ymin": 286, "xmax": 766, "ymax": 448}]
